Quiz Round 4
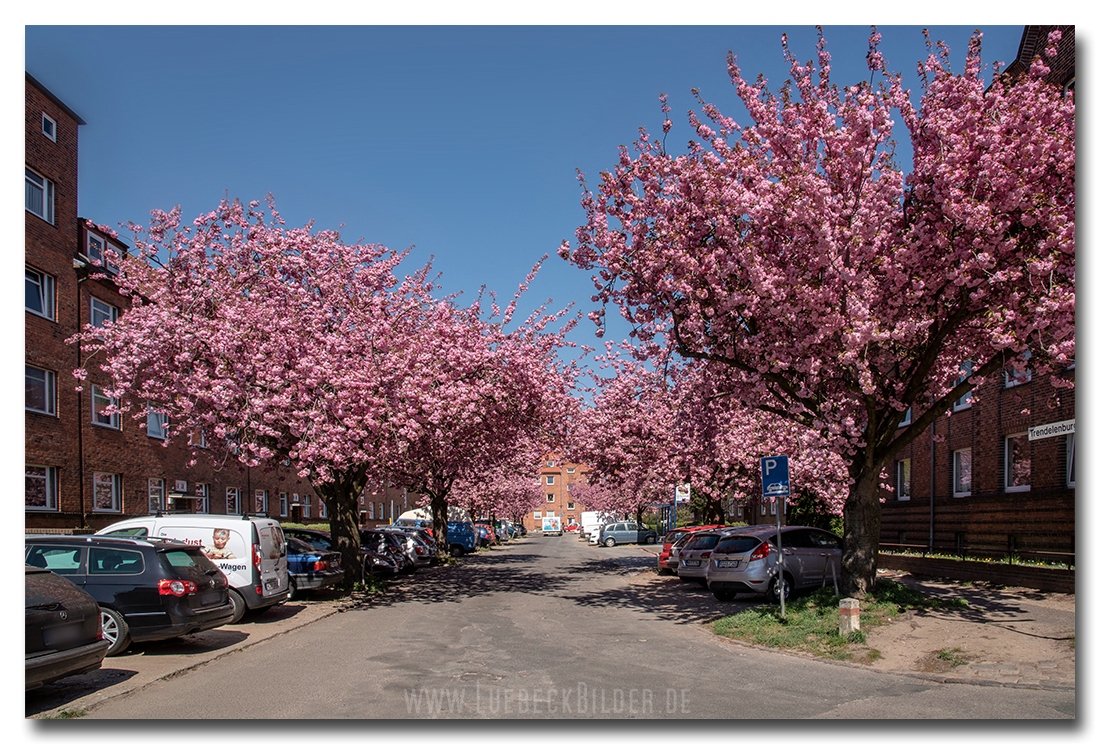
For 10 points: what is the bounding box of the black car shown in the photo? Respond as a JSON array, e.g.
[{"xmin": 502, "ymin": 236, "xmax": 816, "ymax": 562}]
[
  {"xmin": 285, "ymin": 537, "xmax": 344, "ymax": 599},
  {"xmin": 360, "ymin": 529, "xmax": 415, "ymax": 574},
  {"xmin": 25, "ymin": 535, "xmax": 235, "ymax": 656},
  {"xmin": 25, "ymin": 565, "xmax": 111, "ymax": 690},
  {"xmin": 283, "ymin": 527, "xmax": 401, "ymax": 579}
]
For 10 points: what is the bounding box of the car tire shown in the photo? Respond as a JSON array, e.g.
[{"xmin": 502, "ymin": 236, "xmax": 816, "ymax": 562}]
[
  {"xmin": 100, "ymin": 607, "xmax": 131, "ymax": 657},
  {"xmin": 604, "ymin": 537, "xmax": 616, "ymax": 548},
  {"xmin": 287, "ymin": 579, "xmax": 298, "ymax": 601},
  {"xmin": 768, "ymin": 574, "xmax": 792, "ymax": 604},
  {"xmin": 450, "ymin": 544, "xmax": 465, "ymax": 558},
  {"xmin": 228, "ymin": 589, "xmax": 247, "ymax": 624},
  {"xmin": 645, "ymin": 535, "xmax": 656, "ymax": 544}
]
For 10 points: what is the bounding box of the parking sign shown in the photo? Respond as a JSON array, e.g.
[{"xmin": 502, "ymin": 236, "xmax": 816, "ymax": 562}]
[{"xmin": 760, "ymin": 456, "xmax": 789, "ymax": 499}]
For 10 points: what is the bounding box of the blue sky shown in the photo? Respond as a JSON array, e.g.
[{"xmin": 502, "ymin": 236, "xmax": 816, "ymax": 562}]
[{"xmin": 23, "ymin": 21, "xmax": 1030, "ymax": 368}]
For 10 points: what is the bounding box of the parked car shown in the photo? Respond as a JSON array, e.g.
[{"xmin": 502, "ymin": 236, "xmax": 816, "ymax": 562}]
[
  {"xmin": 706, "ymin": 525, "xmax": 843, "ymax": 602},
  {"xmin": 446, "ymin": 521, "xmax": 478, "ymax": 557},
  {"xmin": 360, "ymin": 529, "xmax": 415, "ymax": 574},
  {"xmin": 393, "ymin": 527, "xmax": 438, "ymax": 562},
  {"xmin": 285, "ymin": 537, "xmax": 344, "ymax": 599},
  {"xmin": 474, "ymin": 524, "xmax": 494, "ymax": 546},
  {"xmin": 658, "ymin": 525, "xmax": 726, "ymax": 574},
  {"xmin": 25, "ymin": 565, "xmax": 110, "ymax": 691},
  {"xmin": 599, "ymin": 521, "xmax": 658, "ymax": 547},
  {"xmin": 26, "ymin": 535, "xmax": 235, "ymax": 656},
  {"xmin": 475, "ymin": 523, "xmax": 498, "ymax": 544},
  {"xmin": 675, "ymin": 529, "xmax": 738, "ymax": 584},
  {"xmin": 379, "ymin": 527, "xmax": 433, "ymax": 569},
  {"xmin": 282, "ymin": 527, "xmax": 400, "ymax": 578},
  {"xmin": 97, "ymin": 513, "xmax": 289, "ymax": 623}
]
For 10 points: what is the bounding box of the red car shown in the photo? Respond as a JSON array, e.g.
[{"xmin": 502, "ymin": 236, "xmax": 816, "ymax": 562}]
[
  {"xmin": 564, "ymin": 524, "xmax": 579, "ymax": 532},
  {"xmin": 657, "ymin": 525, "xmax": 726, "ymax": 574}
]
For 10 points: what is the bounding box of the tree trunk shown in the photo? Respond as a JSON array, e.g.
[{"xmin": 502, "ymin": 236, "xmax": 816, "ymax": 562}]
[
  {"xmin": 430, "ymin": 492, "xmax": 450, "ymax": 556},
  {"xmin": 313, "ymin": 479, "xmax": 363, "ymax": 591},
  {"xmin": 840, "ymin": 468, "xmax": 883, "ymax": 598}
]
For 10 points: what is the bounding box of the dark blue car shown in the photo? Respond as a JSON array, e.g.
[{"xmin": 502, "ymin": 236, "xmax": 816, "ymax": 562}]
[{"xmin": 285, "ymin": 537, "xmax": 344, "ymax": 599}]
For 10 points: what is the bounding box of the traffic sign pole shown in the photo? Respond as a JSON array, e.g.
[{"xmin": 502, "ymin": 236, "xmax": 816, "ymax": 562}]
[{"xmin": 760, "ymin": 456, "xmax": 790, "ymax": 621}]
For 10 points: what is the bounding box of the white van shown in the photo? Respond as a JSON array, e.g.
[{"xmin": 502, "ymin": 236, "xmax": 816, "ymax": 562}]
[{"xmin": 97, "ymin": 514, "xmax": 289, "ymax": 623}]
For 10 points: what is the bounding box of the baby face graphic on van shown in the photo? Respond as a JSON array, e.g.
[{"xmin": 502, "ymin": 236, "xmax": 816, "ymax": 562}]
[{"xmin": 203, "ymin": 528, "xmax": 236, "ymax": 559}]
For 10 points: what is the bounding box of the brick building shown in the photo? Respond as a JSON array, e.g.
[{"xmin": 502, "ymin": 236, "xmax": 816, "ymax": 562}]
[
  {"xmin": 878, "ymin": 26, "xmax": 1076, "ymax": 562},
  {"xmin": 521, "ymin": 457, "xmax": 591, "ymax": 532},
  {"xmin": 24, "ymin": 73, "xmax": 325, "ymax": 533}
]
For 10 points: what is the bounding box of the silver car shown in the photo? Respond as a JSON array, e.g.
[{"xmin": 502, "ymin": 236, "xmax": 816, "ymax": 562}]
[
  {"xmin": 675, "ymin": 529, "xmax": 739, "ymax": 584},
  {"xmin": 706, "ymin": 525, "xmax": 842, "ymax": 602}
]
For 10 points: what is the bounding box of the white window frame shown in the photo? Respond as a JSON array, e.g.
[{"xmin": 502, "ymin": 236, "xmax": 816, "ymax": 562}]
[
  {"xmin": 189, "ymin": 428, "xmax": 207, "ymax": 448},
  {"xmin": 254, "ymin": 489, "xmax": 268, "ymax": 514},
  {"xmin": 195, "ymin": 483, "xmax": 209, "ymax": 513},
  {"xmin": 546, "ymin": 493, "xmax": 555, "ymax": 502},
  {"xmin": 1067, "ymin": 434, "xmax": 1076, "ymax": 489},
  {"xmin": 1005, "ymin": 350, "xmax": 1033, "ymax": 388},
  {"xmin": 1005, "ymin": 434, "xmax": 1031, "ymax": 493},
  {"xmin": 91, "ymin": 385, "xmax": 121, "ymax": 429},
  {"xmin": 898, "ymin": 408, "xmax": 911, "ymax": 427},
  {"xmin": 368, "ymin": 501, "xmax": 375, "ymax": 520},
  {"xmin": 896, "ymin": 459, "xmax": 911, "ymax": 501},
  {"xmin": 546, "ymin": 510, "xmax": 555, "ymax": 518},
  {"xmin": 953, "ymin": 448, "xmax": 972, "ymax": 498},
  {"xmin": 319, "ymin": 498, "xmax": 327, "ymax": 519},
  {"xmin": 545, "ymin": 475, "xmax": 555, "ymax": 485},
  {"xmin": 146, "ymin": 407, "xmax": 168, "ymax": 439},
  {"xmin": 533, "ymin": 510, "xmax": 542, "ymax": 519},
  {"xmin": 26, "ymin": 465, "xmax": 59, "ymax": 511},
  {"xmin": 303, "ymin": 495, "xmax": 312, "ymax": 519},
  {"xmin": 26, "ymin": 266, "xmax": 56, "ymax": 321},
  {"xmin": 148, "ymin": 477, "xmax": 165, "ymax": 513},
  {"xmin": 90, "ymin": 297, "xmax": 119, "ymax": 328},
  {"xmin": 26, "ymin": 365, "xmax": 57, "ymax": 416},
  {"xmin": 567, "ymin": 467, "xmax": 575, "ymax": 473},
  {"xmin": 279, "ymin": 492, "xmax": 289, "ymax": 517},
  {"xmin": 567, "ymin": 501, "xmax": 575, "ymax": 510},
  {"xmin": 226, "ymin": 487, "xmax": 240, "ymax": 515},
  {"xmin": 953, "ymin": 361, "xmax": 974, "ymax": 411},
  {"xmin": 42, "ymin": 113, "xmax": 57, "ymax": 141},
  {"xmin": 26, "ymin": 167, "xmax": 54, "ymax": 224},
  {"xmin": 93, "ymin": 472, "xmax": 122, "ymax": 512}
]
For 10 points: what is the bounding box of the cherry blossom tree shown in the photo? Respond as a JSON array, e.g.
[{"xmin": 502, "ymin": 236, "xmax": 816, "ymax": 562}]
[{"xmin": 564, "ymin": 29, "xmax": 1074, "ymax": 594}]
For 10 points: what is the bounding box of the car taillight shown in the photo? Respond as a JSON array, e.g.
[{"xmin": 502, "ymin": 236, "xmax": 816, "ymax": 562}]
[
  {"xmin": 253, "ymin": 544, "xmax": 262, "ymax": 568},
  {"xmin": 415, "ymin": 546, "xmax": 425, "ymax": 555},
  {"xmin": 158, "ymin": 579, "xmax": 198, "ymax": 596},
  {"xmin": 701, "ymin": 551, "xmax": 712, "ymax": 558},
  {"xmin": 313, "ymin": 559, "xmax": 329, "ymax": 571},
  {"xmin": 749, "ymin": 542, "xmax": 770, "ymax": 561}
]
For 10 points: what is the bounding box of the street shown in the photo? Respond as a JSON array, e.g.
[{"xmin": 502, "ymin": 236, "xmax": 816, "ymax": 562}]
[{"xmin": 27, "ymin": 535, "xmax": 1075, "ymax": 720}]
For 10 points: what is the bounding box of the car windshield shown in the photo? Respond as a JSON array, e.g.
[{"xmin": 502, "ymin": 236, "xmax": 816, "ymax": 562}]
[
  {"xmin": 714, "ymin": 536, "xmax": 763, "ymax": 554},
  {"xmin": 684, "ymin": 534, "xmax": 720, "ymax": 550},
  {"xmin": 160, "ymin": 548, "xmax": 220, "ymax": 577}
]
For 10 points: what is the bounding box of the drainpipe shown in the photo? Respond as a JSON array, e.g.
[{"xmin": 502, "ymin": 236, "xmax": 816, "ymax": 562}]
[
  {"xmin": 75, "ymin": 262, "xmax": 87, "ymax": 529},
  {"xmin": 928, "ymin": 419, "xmax": 935, "ymax": 552}
]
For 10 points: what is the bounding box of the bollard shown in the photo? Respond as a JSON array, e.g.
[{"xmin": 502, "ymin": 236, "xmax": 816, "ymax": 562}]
[{"xmin": 839, "ymin": 598, "xmax": 860, "ymax": 635}]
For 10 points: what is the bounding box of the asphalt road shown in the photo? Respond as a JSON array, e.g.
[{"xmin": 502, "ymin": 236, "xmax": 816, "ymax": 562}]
[{"xmin": 29, "ymin": 534, "xmax": 1076, "ymax": 720}]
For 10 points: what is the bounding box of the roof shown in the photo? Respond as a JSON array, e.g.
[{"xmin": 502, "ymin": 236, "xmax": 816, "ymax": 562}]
[{"xmin": 26, "ymin": 72, "xmax": 86, "ymax": 125}]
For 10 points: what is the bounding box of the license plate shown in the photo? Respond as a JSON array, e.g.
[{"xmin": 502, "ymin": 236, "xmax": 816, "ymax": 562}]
[
  {"xmin": 44, "ymin": 623, "xmax": 83, "ymax": 646},
  {"xmin": 265, "ymin": 578, "xmax": 280, "ymax": 590},
  {"xmin": 683, "ymin": 560, "xmax": 700, "ymax": 567},
  {"xmin": 717, "ymin": 560, "xmax": 740, "ymax": 568}
]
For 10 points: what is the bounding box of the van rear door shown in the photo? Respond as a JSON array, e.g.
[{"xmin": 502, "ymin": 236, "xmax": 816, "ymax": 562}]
[{"xmin": 255, "ymin": 521, "xmax": 289, "ymax": 597}]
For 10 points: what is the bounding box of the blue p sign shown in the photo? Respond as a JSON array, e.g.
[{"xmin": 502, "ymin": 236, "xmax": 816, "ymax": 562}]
[{"xmin": 761, "ymin": 456, "xmax": 790, "ymax": 498}]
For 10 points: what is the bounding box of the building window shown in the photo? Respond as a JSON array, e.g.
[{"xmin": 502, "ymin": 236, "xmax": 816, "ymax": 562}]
[
  {"xmin": 533, "ymin": 511, "xmax": 542, "ymax": 519},
  {"xmin": 253, "ymin": 490, "xmax": 268, "ymax": 514},
  {"xmin": 953, "ymin": 361, "xmax": 974, "ymax": 411},
  {"xmin": 189, "ymin": 428, "xmax": 207, "ymax": 448},
  {"xmin": 93, "ymin": 472, "xmax": 122, "ymax": 512},
  {"xmin": 195, "ymin": 483, "xmax": 209, "ymax": 513},
  {"xmin": 26, "ymin": 168, "xmax": 54, "ymax": 224},
  {"xmin": 897, "ymin": 408, "xmax": 911, "ymax": 427},
  {"xmin": 319, "ymin": 498, "xmax": 327, "ymax": 519},
  {"xmin": 42, "ymin": 113, "xmax": 57, "ymax": 141},
  {"xmin": 546, "ymin": 510, "xmax": 555, "ymax": 518},
  {"xmin": 26, "ymin": 366, "xmax": 56, "ymax": 415},
  {"xmin": 92, "ymin": 385, "xmax": 121, "ymax": 429},
  {"xmin": 226, "ymin": 487, "xmax": 240, "ymax": 515},
  {"xmin": 1005, "ymin": 350, "xmax": 1033, "ymax": 388},
  {"xmin": 368, "ymin": 501, "xmax": 375, "ymax": 520},
  {"xmin": 148, "ymin": 478, "xmax": 164, "ymax": 513},
  {"xmin": 1005, "ymin": 434, "xmax": 1031, "ymax": 493},
  {"xmin": 279, "ymin": 492, "xmax": 288, "ymax": 517},
  {"xmin": 147, "ymin": 407, "xmax": 168, "ymax": 439},
  {"xmin": 896, "ymin": 459, "xmax": 911, "ymax": 501},
  {"xmin": 90, "ymin": 297, "xmax": 119, "ymax": 328},
  {"xmin": 546, "ymin": 493, "xmax": 555, "ymax": 502},
  {"xmin": 26, "ymin": 267, "xmax": 56, "ymax": 321},
  {"xmin": 303, "ymin": 495, "xmax": 312, "ymax": 519},
  {"xmin": 1067, "ymin": 434, "xmax": 1076, "ymax": 489},
  {"xmin": 567, "ymin": 467, "xmax": 575, "ymax": 473},
  {"xmin": 545, "ymin": 475, "xmax": 555, "ymax": 485},
  {"xmin": 567, "ymin": 502, "xmax": 575, "ymax": 510},
  {"xmin": 953, "ymin": 449, "xmax": 972, "ymax": 498},
  {"xmin": 26, "ymin": 465, "xmax": 58, "ymax": 511}
]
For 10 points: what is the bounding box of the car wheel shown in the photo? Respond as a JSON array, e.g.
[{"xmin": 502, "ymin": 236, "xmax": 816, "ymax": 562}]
[
  {"xmin": 287, "ymin": 579, "xmax": 298, "ymax": 601},
  {"xmin": 450, "ymin": 544, "xmax": 465, "ymax": 558},
  {"xmin": 645, "ymin": 535, "xmax": 656, "ymax": 544},
  {"xmin": 100, "ymin": 607, "xmax": 131, "ymax": 657},
  {"xmin": 768, "ymin": 574, "xmax": 792, "ymax": 604},
  {"xmin": 228, "ymin": 589, "xmax": 247, "ymax": 624},
  {"xmin": 604, "ymin": 537, "xmax": 616, "ymax": 548}
]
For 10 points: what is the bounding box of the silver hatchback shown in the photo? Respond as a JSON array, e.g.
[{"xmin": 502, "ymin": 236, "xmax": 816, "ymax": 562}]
[
  {"xmin": 675, "ymin": 529, "xmax": 742, "ymax": 584},
  {"xmin": 706, "ymin": 525, "xmax": 842, "ymax": 602}
]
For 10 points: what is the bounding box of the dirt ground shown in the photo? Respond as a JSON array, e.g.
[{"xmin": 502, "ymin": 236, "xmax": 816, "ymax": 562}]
[{"xmin": 854, "ymin": 570, "xmax": 1077, "ymax": 675}]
